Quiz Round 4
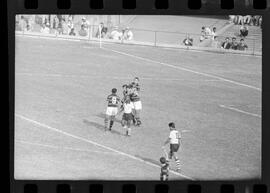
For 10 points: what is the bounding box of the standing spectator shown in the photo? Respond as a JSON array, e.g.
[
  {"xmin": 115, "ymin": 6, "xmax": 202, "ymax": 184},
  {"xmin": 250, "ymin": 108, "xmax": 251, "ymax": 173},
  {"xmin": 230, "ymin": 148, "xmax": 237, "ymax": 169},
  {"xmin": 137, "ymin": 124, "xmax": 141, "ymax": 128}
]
[
  {"xmin": 205, "ymin": 26, "xmax": 212, "ymax": 39},
  {"xmin": 211, "ymin": 27, "xmax": 217, "ymax": 40},
  {"xmin": 237, "ymin": 15, "xmax": 244, "ymax": 25},
  {"xmin": 183, "ymin": 35, "xmax": 193, "ymax": 46},
  {"xmin": 200, "ymin": 26, "xmax": 206, "ymax": 42},
  {"xmin": 67, "ymin": 17, "xmax": 74, "ymax": 35},
  {"xmin": 237, "ymin": 39, "xmax": 248, "ymax": 51},
  {"xmin": 244, "ymin": 15, "xmax": 252, "ymax": 25},
  {"xmin": 211, "ymin": 36, "xmax": 220, "ymax": 48},
  {"xmin": 52, "ymin": 16, "xmax": 59, "ymax": 30},
  {"xmin": 96, "ymin": 22, "xmax": 108, "ymax": 38},
  {"xmin": 240, "ymin": 24, "xmax": 249, "ymax": 38},
  {"xmin": 230, "ymin": 37, "xmax": 239, "ymax": 50},
  {"xmin": 123, "ymin": 27, "xmax": 133, "ymax": 41},
  {"xmin": 221, "ymin": 37, "xmax": 231, "ymax": 49},
  {"xmin": 229, "ymin": 15, "xmax": 236, "ymax": 24}
]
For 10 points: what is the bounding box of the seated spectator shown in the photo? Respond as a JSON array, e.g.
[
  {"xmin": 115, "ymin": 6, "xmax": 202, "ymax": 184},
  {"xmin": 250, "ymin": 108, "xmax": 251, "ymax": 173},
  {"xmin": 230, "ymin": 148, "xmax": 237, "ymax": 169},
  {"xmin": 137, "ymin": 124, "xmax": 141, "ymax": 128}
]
[
  {"xmin": 221, "ymin": 37, "xmax": 231, "ymax": 49},
  {"xmin": 230, "ymin": 37, "xmax": 239, "ymax": 50},
  {"xmin": 183, "ymin": 35, "xmax": 193, "ymax": 46},
  {"xmin": 69, "ymin": 28, "xmax": 76, "ymax": 36},
  {"xmin": 240, "ymin": 24, "xmax": 249, "ymax": 38},
  {"xmin": 237, "ymin": 39, "xmax": 248, "ymax": 51},
  {"xmin": 123, "ymin": 27, "xmax": 133, "ymax": 41},
  {"xmin": 57, "ymin": 21, "xmax": 63, "ymax": 35},
  {"xmin": 81, "ymin": 17, "xmax": 89, "ymax": 30},
  {"xmin": 237, "ymin": 15, "xmax": 244, "ymax": 25},
  {"xmin": 78, "ymin": 25, "xmax": 88, "ymax": 36},
  {"xmin": 40, "ymin": 23, "xmax": 50, "ymax": 34},
  {"xmin": 110, "ymin": 26, "xmax": 122, "ymax": 40},
  {"xmin": 67, "ymin": 18, "xmax": 74, "ymax": 35},
  {"xmin": 205, "ymin": 26, "xmax": 212, "ymax": 39},
  {"xmin": 211, "ymin": 36, "xmax": 220, "ymax": 48}
]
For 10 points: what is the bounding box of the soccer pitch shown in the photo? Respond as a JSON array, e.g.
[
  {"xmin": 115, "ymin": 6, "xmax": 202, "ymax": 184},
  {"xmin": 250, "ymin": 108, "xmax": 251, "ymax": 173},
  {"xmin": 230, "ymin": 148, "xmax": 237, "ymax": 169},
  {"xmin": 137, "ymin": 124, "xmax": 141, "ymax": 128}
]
[{"xmin": 14, "ymin": 35, "xmax": 261, "ymax": 180}]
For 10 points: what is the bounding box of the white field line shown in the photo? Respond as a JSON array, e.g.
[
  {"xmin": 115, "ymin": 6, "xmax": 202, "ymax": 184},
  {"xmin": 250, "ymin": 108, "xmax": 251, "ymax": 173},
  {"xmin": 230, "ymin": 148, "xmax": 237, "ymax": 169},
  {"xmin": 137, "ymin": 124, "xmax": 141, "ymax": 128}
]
[
  {"xmin": 219, "ymin": 105, "xmax": 261, "ymax": 118},
  {"xmin": 15, "ymin": 140, "xmax": 119, "ymax": 155},
  {"xmin": 16, "ymin": 72, "xmax": 221, "ymax": 82},
  {"xmin": 102, "ymin": 47, "xmax": 261, "ymax": 92},
  {"xmin": 15, "ymin": 113, "xmax": 195, "ymax": 180}
]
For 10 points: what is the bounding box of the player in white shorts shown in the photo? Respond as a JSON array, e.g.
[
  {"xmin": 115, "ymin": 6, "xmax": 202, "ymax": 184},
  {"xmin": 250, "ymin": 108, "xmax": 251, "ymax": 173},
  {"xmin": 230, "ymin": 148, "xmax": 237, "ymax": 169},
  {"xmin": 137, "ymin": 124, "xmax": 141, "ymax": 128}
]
[
  {"xmin": 121, "ymin": 96, "xmax": 135, "ymax": 136},
  {"xmin": 104, "ymin": 88, "xmax": 120, "ymax": 131},
  {"xmin": 162, "ymin": 122, "xmax": 181, "ymax": 172}
]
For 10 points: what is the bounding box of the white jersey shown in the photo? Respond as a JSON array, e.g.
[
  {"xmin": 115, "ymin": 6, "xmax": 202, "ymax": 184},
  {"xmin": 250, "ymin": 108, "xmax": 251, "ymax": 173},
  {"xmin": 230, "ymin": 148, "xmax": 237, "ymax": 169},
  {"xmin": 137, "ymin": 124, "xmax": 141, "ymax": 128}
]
[
  {"xmin": 169, "ymin": 130, "xmax": 181, "ymax": 144},
  {"xmin": 123, "ymin": 102, "xmax": 134, "ymax": 114}
]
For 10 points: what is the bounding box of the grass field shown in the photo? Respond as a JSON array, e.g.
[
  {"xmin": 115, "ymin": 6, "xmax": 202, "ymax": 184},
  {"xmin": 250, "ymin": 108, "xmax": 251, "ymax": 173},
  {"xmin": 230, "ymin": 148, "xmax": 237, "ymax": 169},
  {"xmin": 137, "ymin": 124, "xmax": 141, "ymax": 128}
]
[{"xmin": 14, "ymin": 35, "xmax": 261, "ymax": 180}]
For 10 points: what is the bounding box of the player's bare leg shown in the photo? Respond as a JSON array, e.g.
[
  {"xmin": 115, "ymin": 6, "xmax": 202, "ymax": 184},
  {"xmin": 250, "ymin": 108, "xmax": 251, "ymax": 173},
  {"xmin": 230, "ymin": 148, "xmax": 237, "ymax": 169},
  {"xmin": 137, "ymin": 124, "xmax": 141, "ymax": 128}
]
[
  {"xmin": 134, "ymin": 110, "xmax": 141, "ymax": 126},
  {"xmin": 126, "ymin": 120, "xmax": 131, "ymax": 136},
  {"xmin": 109, "ymin": 115, "xmax": 115, "ymax": 130},
  {"xmin": 104, "ymin": 115, "xmax": 110, "ymax": 131}
]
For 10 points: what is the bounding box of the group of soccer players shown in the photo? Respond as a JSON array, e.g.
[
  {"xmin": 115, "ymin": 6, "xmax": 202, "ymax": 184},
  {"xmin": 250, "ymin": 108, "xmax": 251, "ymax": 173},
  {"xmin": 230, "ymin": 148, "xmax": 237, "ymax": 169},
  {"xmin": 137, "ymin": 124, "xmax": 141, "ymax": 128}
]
[
  {"xmin": 104, "ymin": 77, "xmax": 142, "ymax": 136},
  {"xmin": 104, "ymin": 77, "xmax": 182, "ymax": 180}
]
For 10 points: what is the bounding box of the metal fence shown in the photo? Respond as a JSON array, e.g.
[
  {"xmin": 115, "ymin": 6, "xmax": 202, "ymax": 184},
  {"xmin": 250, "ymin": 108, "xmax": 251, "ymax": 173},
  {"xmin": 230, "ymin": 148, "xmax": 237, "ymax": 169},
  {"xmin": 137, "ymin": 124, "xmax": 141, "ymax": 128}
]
[{"xmin": 15, "ymin": 16, "xmax": 262, "ymax": 56}]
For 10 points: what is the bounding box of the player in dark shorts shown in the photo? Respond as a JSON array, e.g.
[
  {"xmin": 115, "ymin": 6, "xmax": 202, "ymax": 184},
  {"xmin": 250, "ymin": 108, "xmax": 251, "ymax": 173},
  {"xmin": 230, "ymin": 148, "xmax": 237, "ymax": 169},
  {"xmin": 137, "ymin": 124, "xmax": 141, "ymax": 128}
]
[{"xmin": 160, "ymin": 157, "xmax": 169, "ymax": 181}]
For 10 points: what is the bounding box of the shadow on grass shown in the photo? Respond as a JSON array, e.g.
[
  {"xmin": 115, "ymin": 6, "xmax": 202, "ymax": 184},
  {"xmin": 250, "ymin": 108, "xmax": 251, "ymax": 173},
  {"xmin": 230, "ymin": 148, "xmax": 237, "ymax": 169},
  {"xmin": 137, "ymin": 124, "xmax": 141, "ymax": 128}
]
[
  {"xmin": 96, "ymin": 113, "xmax": 122, "ymax": 124},
  {"xmin": 83, "ymin": 119, "xmax": 126, "ymax": 137},
  {"xmin": 134, "ymin": 154, "xmax": 160, "ymax": 166}
]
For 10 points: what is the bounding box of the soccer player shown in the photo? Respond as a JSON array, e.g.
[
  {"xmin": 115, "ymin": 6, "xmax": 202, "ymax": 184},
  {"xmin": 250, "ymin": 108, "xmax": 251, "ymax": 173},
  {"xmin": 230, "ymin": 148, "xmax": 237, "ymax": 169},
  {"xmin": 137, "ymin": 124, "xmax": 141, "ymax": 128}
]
[
  {"xmin": 121, "ymin": 96, "xmax": 135, "ymax": 136},
  {"xmin": 104, "ymin": 88, "xmax": 121, "ymax": 131},
  {"xmin": 160, "ymin": 157, "xmax": 169, "ymax": 181},
  {"xmin": 162, "ymin": 122, "xmax": 181, "ymax": 172},
  {"xmin": 131, "ymin": 77, "xmax": 140, "ymax": 92}
]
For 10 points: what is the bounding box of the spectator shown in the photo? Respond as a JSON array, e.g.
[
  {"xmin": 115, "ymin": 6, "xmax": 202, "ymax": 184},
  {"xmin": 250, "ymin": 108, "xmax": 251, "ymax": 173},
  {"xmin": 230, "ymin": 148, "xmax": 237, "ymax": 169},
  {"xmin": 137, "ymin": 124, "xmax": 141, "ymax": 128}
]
[
  {"xmin": 229, "ymin": 15, "xmax": 236, "ymax": 24},
  {"xmin": 240, "ymin": 24, "xmax": 249, "ymax": 38},
  {"xmin": 205, "ymin": 26, "xmax": 212, "ymax": 38},
  {"xmin": 221, "ymin": 37, "xmax": 231, "ymax": 49},
  {"xmin": 78, "ymin": 25, "xmax": 88, "ymax": 36},
  {"xmin": 110, "ymin": 26, "xmax": 122, "ymax": 40},
  {"xmin": 41, "ymin": 23, "xmax": 50, "ymax": 34},
  {"xmin": 96, "ymin": 23, "xmax": 108, "ymax": 38},
  {"xmin": 69, "ymin": 28, "xmax": 76, "ymax": 36},
  {"xmin": 183, "ymin": 35, "xmax": 193, "ymax": 46},
  {"xmin": 237, "ymin": 15, "xmax": 244, "ymax": 25},
  {"xmin": 200, "ymin": 26, "xmax": 206, "ymax": 42},
  {"xmin": 211, "ymin": 36, "xmax": 220, "ymax": 48},
  {"xmin": 57, "ymin": 20, "xmax": 63, "ymax": 35},
  {"xmin": 211, "ymin": 27, "xmax": 217, "ymax": 40},
  {"xmin": 243, "ymin": 15, "xmax": 252, "ymax": 25},
  {"xmin": 52, "ymin": 16, "xmax": 59, "ymax": 29},
  {"xmin": 123, "ymin": 27, "xmax": 133, "ymax": 41},
  {"xmin": 81, "ymin": 17, "xmax": 89, "ymax": 30},
  {"xmin": 230, "ymin": 37, "xmax": 239, "ymax": 50},
  {"xmin": 67, "ymin": 17, "xmax": 74, "ymax": 35},
  {"xmin": 237, "ymin": 38, "xmax": 248, "ymax": 51}
]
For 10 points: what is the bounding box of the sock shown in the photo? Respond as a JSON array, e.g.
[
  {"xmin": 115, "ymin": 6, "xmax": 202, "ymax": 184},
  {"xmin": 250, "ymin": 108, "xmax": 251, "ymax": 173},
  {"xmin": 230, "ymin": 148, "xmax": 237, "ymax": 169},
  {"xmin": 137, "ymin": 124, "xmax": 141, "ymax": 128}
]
[
  {"xmin": 127, "ymin": 127, "xmax": 131, "ymax": 136},
  {"xmin": 109, "ymin": 120, "xmax": 114, "ymax": 129},
  {"xmin": 104, "ymin": 118, "xmax": 108, "ymax": 129},
  {"xmin": 175, "ymin": 159, "xmax": 181, "ymax": 170}
]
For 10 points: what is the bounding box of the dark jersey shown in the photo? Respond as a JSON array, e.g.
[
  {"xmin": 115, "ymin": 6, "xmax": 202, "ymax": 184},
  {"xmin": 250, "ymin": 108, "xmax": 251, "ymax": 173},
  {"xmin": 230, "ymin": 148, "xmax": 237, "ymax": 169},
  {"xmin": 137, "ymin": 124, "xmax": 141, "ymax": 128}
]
[
  {"xmin": 107, "ymin": 94, "xmax": 120, "ymax": 107},
  {"xmin": 160, "ymin": 161, "xmax": 169, "ymax": 180},
  {"xmin": 131, "ymin": 82, "xmax": 140, "ymax": 92},
  {"xmin": 130, "ymin": 91, "xmax": 140, "ymax": 102}
]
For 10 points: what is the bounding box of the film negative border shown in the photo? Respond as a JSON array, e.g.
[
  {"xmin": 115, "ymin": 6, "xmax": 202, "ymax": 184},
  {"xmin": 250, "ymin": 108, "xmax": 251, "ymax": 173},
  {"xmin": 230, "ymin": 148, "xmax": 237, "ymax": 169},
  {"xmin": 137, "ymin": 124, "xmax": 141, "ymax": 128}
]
[{"xmin": 6, "ymin": 0, "xmax": 270, "ymax": 193}]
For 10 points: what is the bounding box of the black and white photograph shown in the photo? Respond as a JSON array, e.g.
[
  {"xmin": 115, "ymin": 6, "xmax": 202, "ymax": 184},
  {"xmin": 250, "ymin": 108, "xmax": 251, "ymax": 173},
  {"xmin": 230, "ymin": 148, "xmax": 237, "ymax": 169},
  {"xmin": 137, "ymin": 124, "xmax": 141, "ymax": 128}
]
[{"xmin": 14, "ymin": 15, "xmax": 261, "ymax": 180}]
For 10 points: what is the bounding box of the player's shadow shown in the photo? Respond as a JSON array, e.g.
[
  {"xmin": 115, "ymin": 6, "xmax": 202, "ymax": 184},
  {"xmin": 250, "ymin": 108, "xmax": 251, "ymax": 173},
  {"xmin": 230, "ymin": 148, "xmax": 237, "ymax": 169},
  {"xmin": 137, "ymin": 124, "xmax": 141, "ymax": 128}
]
[
  {"xmin": 96, "ymin": 113, "xmax": 122, "ymax": 124},
  {"xmin": 83, "ymin": 119, "xmax": 126, "ymax": 136},
  {"xmin": 134, "ymin": 154, "xmax": 160, "ymax": 166}
]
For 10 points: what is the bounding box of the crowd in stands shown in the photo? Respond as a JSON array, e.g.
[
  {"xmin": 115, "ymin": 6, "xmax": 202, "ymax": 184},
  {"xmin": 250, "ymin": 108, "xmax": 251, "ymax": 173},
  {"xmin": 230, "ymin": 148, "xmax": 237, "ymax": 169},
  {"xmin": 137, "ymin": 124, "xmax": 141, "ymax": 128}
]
[
  {"xmin": 16, "ymin": 15, "xmax": 134, "ymax": 41},
  {"xmin": 229, "ymin": 15, "xmax": 262, "ymax": 27}
]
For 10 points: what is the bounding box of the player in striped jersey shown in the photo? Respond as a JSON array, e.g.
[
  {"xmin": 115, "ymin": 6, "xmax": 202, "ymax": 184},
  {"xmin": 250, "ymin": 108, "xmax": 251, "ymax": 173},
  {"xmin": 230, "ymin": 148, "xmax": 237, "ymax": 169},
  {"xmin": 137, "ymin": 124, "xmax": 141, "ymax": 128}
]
[
  {"xmin": 131, "ymin": 77, "xmax": 140, "ymax": 92},
  {"xmin": 162, "ymin": 122, "xmax": 181, "ymax": 172},
  {"xmin": 130, "ymin": 86, "xmax": 142, "ymax": 126},
  {"xmin": 104, "ymin": 88, "xmax": 121, "ymax": 131}
]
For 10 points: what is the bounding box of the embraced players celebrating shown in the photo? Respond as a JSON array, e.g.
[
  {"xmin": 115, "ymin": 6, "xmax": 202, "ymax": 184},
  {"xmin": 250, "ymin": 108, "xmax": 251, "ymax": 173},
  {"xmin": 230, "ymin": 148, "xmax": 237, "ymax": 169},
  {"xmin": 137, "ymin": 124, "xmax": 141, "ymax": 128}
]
[{"xmin": 104, "ymin": 77, "xmax": 142, "ymax": 136}]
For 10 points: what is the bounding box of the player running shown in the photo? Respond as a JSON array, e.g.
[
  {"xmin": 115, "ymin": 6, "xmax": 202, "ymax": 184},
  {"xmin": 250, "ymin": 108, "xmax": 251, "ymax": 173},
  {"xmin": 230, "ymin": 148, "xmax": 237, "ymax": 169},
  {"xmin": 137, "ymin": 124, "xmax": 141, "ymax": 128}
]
[
  {"xmin": 121, "ymin": 96, "xmax": 135, "ymax": 136},
  {"xmin": 129, "ymin": 77, "xmax": 142, "ymax": 126},
  {"xmin": 162, "ymin": 122, "xmax": 181, "ymax": 172},
  {"xmin": 104, "ymin": 88, "xmax": 121, "ymax": 131}
]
